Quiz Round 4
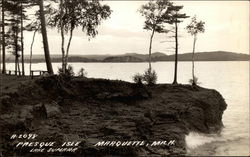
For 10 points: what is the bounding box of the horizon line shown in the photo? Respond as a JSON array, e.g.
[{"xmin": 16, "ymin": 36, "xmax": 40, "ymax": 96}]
[{"xmin": 4, "ymin": 50, "xmax": 248, "ymax": 57}]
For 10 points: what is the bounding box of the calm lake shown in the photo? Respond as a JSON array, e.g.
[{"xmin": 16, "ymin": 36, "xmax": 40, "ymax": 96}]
[{"xmin": 6, "ymin": 61, "xmax": 250, "ymax": 156}]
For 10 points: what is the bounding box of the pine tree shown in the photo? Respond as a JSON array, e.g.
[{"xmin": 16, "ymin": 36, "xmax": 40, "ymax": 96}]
[
  {"xmin": 166, "ymin": 4, "xmax": 189, "ymax": 84},
  {"xmin": 5, "ymin": 0, "xmax": 22, "ymax": 75}
]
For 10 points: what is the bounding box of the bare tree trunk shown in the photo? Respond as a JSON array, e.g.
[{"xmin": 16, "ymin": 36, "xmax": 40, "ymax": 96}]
[
  {"xmin": 15, "ymin": 56, "xmax": 17, "ymax": 75},
  {"xmin": 59, "ymin": 0, "xmax": 66, "ymax": 73},
  {"xmin": 192, "ymin": 35, "xmax": 197, "ymax": 85},
  {"xmin": 17, "ymin": 58, "xmax": 20, "ymax": 76},
  {"xmin": 30, "ymin": 28, "xmax": 39, "ymax": 75},
  {"xmin": 148, "ymin": 29, "xmax": 155, "ymax": 71},
  {"xmin": 65, "ymin": 27, "xmax": 74, "ymax": 68},
  {"xmin": 15, "ymin": 29, "xmax": 18, "ymax": 75},
  {"xmin": 1, "ymin": 0, "xmax": 6, "ymax": 74},
  {"xmin": 173, "ymin": 22, "xmax": 178, "ymax": 84},
  {"xmin": 0, "ymin": 7, "xmax": 1, "ymax": 71},
  {"xmin": 38, "ymin": 0, "xmax": 53, "ymax": 74},
  {"xmin": 21, "ymin": 1, "xmax": 25, "ymax": 76},
  {"xmin": 0, "ymin": 36, "xmax": 1, "ymax": 71}
]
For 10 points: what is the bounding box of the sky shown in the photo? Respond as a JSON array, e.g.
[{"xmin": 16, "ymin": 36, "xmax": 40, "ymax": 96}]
[{"xmin": 22, "ymin": 0, "xmax": 249, "ymax": 56}]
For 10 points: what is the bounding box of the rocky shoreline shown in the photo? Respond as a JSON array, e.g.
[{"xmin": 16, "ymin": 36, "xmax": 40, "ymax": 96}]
[{"xmin": 0, "ymin": 75, "xmax": 227, "ymax": 156}]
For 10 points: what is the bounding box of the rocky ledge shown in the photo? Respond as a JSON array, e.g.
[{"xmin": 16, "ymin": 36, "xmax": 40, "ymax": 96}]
[{"xmin": 0, "ymin": 75, "xmax": 227, "ymax": 157}]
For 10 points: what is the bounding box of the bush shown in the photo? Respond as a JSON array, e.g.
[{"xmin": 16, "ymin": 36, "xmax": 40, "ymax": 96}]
[
  {"xmin": 58, "ymin": 65, "xmax": 75, "ymax": 79},
  {"xmin": 189, "ymin": 76, "xmax": 200, "ymax": 86},
  {"xmin": 77, "ymin": 68, "xmax": 88, "ymax": 77},
  {"xmin": 132, "ymin": 68, "xmax": 158, "ymax": 85},
  {"xmin": 132, "ymin": 73, "xmax": 143, "ymax": 84},
  {"xmin": 143, "ymin": 68, "xmax": 157, "ymax": 85}
]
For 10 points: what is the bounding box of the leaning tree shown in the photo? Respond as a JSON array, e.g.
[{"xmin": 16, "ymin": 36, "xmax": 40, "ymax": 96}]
[
  {"xmin": 25, "ymin": 18, "xmax": 41, "ymax": 75},
  {"xmin": 139, "ymin": 0, "xmax": 173, "ymax": 72},
  {"xmin": 48, "ymin": 0, "xmax": 111, "ymax": 73},
  {"xmin": 186, "ymin": 16, "xmax": 205, "ymax": 85},
  {"xmin": 21, "ymin": 0, "xmax": 55, "ymax": 74},
  {"xmin": 37, "ymin": 0, "xmax": 54, "ymax": 74},
  {"xmin": 24, "ymin": 0, "xmax": 57, "ymax": 75}
]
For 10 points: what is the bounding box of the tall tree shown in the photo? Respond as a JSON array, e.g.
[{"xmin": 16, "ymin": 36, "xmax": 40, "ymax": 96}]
[
  {"xmin": 15, "ymin": 0, "xmax": 29, "ymax": 76},
  {"xmin": 59, "ymin": 0, "xmax": 66, "ymax": 73},
  {"xmin": 0, "ymin": 11, "xmax": 1, "ymax": 71},
  {"xmin": 6, "ymin": 17, "xmax": 21, "ymax": 75},
  {"xmin": 38, "ymin": 0, "xmax": 53, "ymax": 74},
  {"xmin": 4, "ymin": 0, "xmax": 23, "ymax": 75},
  {"xmin": 9, "ymin": 0, "xmax": 35, "ymax": 76},
  {"xmin": 186, "ymin": 16, "xmax": 205, "ymax": 85},
  {"xmin": 167, "ymin": 4, "xmax": 189, "ymax": 84},
  {"xmin": 1, "ymin": 0, "xmax": 6, "ymax": 74},
  {"xmin": 20, "ymin": 0, "xmax": 25, "ymax": 75},
  {"xmin": 48, "ymin": 0, "xmax": 111, "ymax": 73},
  {"xmin": 139, "ymin": 0, "xmax": 172, "ymax": 71}
]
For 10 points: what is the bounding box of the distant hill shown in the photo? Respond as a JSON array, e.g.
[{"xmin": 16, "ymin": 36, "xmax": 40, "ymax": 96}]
[
  {"xmin": 152, "ymin": 51, "xmax": 250, "ymax": 61},
  {"xmin": 103, "ymin": 56, "xmax": 143, "ymax": 62},
  {"xmin": 4, "ymin": 51, "xmax": 250, "ymax": 63},
  {"xmin": 122, "ymin": 52, "xmax": 166, "ymax": 60},
  {"xmin": 5, "ymin": 55, "xmax": 98, "ymax": 63}
]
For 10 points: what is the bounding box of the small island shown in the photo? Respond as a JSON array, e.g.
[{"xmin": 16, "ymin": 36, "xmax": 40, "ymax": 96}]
[{"xmin": 0, "ymin": 75, "xmax": 227, "ymax": 156}]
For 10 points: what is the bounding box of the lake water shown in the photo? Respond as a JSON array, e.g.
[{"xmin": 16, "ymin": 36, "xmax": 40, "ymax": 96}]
[{"xmin": 6, "ymin": 61, "xmax": 250, "ymax": 156}]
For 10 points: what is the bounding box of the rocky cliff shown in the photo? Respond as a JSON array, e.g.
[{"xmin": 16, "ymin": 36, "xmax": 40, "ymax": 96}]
[{"xmin": 0, "ymin": 75, "xmax": 227, "ymax": 157}]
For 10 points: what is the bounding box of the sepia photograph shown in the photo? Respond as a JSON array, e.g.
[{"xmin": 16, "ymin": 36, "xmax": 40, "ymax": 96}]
[{"xmin": 0, "ymin": 0, "xmax": 249, "ymax": 156}]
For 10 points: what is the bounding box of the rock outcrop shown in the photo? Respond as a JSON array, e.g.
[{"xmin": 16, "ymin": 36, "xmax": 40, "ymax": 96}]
[{"xmin": 0, "ymin": 75, "xmax": 227, "ymax": 157}]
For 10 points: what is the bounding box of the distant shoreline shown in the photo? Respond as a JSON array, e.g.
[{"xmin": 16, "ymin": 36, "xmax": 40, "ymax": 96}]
[
  {"xmin": 5, "ymin": 60, "xmax": 250, "ymax": 64},
  {"xmin": 4, "ymin": 51, "xmax": 250, "ymax": 63}
]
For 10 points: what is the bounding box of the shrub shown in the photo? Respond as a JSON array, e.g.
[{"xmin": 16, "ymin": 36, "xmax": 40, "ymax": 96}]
[
  {"xmin": 143, "ymin": 68, "xmax": 157, "ymax": 85},
  {"xmin": 189, "ymin": 76, "xmax": 200, "ymax": 86},
  {"xmin": 132, "ymin": 68, "xmax": 158, "ymax": 85},
  {"xmin": 58, "ymin": 65, "xmax": 75, "ymax": 79},
  {"xmin": 132, "ymin": 73, "xmax": 143, "ymax": 84},
  {"xmin": 78, "ymin": 68, "xmax": 88, "ymax": 77}
]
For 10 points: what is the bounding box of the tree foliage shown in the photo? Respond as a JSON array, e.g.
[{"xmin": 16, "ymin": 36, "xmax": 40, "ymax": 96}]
[
  {"xmin": 139, "ymin": 0, "xmax": 172, "ymax": 33},
  {"xmin": 48, "ymin": 0, "xmax": 111, "ymax": 73},
  {"xmin": 186, "ymin": 16, "xmax": 205, "ymax": 36},
  {"xmin": 166, "ymin": 5, "xmax": 189, "ymax": 24},
  {"xmin": 49, "ymin": 0, "xmax": 111, "ymax": 37}
]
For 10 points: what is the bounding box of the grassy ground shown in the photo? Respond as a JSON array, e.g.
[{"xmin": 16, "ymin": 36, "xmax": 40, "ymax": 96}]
[{"xmin": 0, "ymin": 74, "xmax": 32, "ymax": 94}]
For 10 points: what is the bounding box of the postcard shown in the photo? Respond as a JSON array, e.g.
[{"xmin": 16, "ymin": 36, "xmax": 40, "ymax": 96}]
[{"xmin": 0, "ymin": 0, "xmax": 249, "ymax": 156}]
